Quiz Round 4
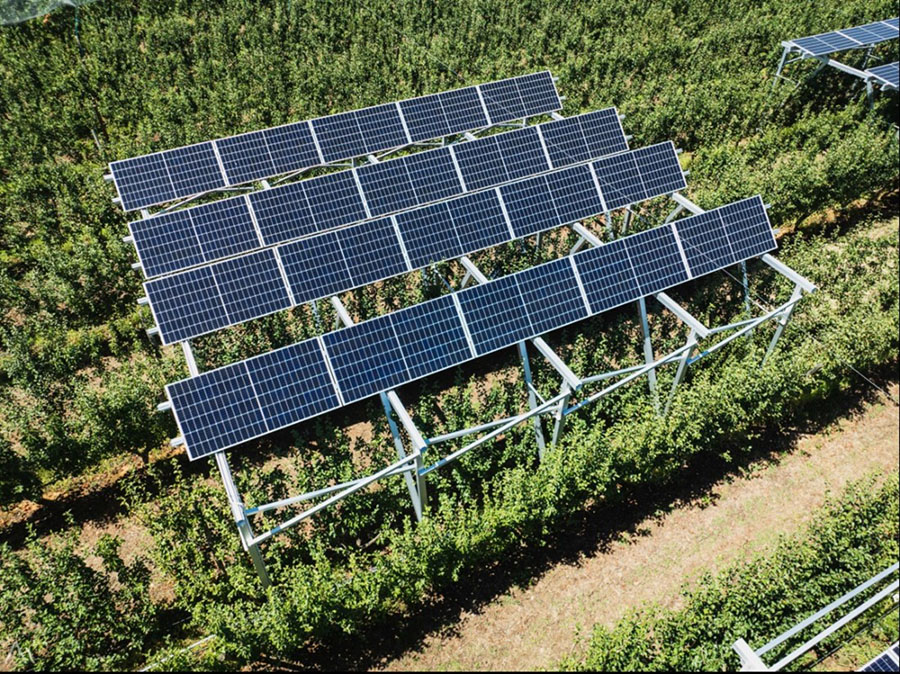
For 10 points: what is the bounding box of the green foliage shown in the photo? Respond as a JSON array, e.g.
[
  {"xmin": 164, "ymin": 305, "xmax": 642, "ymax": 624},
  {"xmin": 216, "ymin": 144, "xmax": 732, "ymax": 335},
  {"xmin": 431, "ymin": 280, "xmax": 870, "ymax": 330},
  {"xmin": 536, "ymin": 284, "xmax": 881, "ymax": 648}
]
[{"xmin": 562, "ymin": 475, "xmax": 900, "ymax": 671}]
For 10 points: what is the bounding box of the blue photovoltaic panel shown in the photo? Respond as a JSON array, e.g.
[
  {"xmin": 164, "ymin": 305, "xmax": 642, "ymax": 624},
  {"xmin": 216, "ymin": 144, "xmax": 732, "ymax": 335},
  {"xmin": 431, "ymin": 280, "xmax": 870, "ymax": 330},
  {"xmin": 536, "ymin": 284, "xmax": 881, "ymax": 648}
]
[
  {"xmin": 249, "ymin": 181, "xmax": 317, "ymax": 246},
  {"xmin": 581, "ymin": 108, "xmax": 629, "ymax": 159},
  {"xmin": 390, "ymin": 295, "xmax": 472, "ymax": 379},
  {"xmin": 279, "ymin": 231, "xmax": 351, "ymax": 305},
  {"xmin": 591, "ymin": 151, "xmax": 644, "ymax": 210},
  {"xmin": 167, "ymin": 362, "xmax": 268, "ymax": 460},
  {"xmin": 494, "ymin": 126, "xmax": 550, "ymax": 180},
  {"xmin": 868, "ymin": 61, "xmax": 900, "ymax": 88},
  {"xmin": 673, "ymin": 210, "xmax": 734, "ymax": 277},
  {"xmin": 216, "ymin": 130, "xmax": 274, "ymax": 186},
  {"xmin": 168, "ymin": 196, "xmax": 779, "ymax": 459},
  {"xmin": 336, "ymin": 217, "xmax": 408, "ymax": 286},
  {"xmin": 574, "ymin": 238, "xmax": 641, "ymax": 314},
  {"xmin": 545, "ymin": 165, "xmax": 604, "ymax": 226},
  {"xmin": 356, "ymin": 103, "xmax": 409, "ymax": 153},
  {"xmin": 500, "ymin": 174, "xmax": 560, "ymax": 238},
  {"xmin": 111, "ymin": 72, "xmax": 561, "ymax": 211},
  {"xmin": 452, "ymin": 135, "xmax": 507, "ymax": 191},
  {"xmin": 212, "ymin": 250, "xmax": 292, "ymax": 325},
  {"xmin": 404, "ymin": 149, "xmax": 463, "ymax": 204},
  {"xmin": 356, "ymin": 157, "xmax": 418, "ymax": 216},
  {"xmin": 448, "ymin": 189, "xmax": 511, "ymax": 252},
  {"xmin": 633, "ymin": 142, "xmax": 686, "ymax": 198},
  {"xmin": 146, "ymin": 266, "xmax": 229, "ymax": 345},
  {"xmin": 130, "ymin": 211, "xmax": 204, "ymax": 279},
  {"xmin": 540, "ymin": 115, "xmax": 593, "ymax": 168},
  {"xmin": 480, "ymin": 77, "xmax": 527, "ymax": 122},
  {"xmin": 189, "ymin": 197, "xmax": 260, "ymax": 262},
  {"xmin": 244, "ymin": 341, "xmax": 341, "ymax": 430},
  {"xmin": 859, "ymin": 648, "xmax": 899, "ymax": 673},
  {"xmin": 458, "ymin": 273, "xmax": 532, "ymax": 355},
  {"xmin": 396, "ymin": 202, "xmax": 463, "ymax": 268},
  {"xmin": 322, "ymin": 315, "xmax": 408, "ymax": 403},
  {"xmin": 789, "ymin": 18, "xmax": 899, "ymax": 56},
  {"xmin": 303, "ymin": 170, "xmax": 368, "ymax": 231},
  {"xmin": 515, "ymin": 258, "xmax": 588, "ymax": 334},
  {"xmin": 541, "ymin": 108, "xmax": 628, "ymax": 169},
  {"xmin": 717, "ymin": 196, "xmax": 776, "ymax": 262},
  {"xmin": 264, "ymin": 122, "xmax": 320, "ymax": 175}
]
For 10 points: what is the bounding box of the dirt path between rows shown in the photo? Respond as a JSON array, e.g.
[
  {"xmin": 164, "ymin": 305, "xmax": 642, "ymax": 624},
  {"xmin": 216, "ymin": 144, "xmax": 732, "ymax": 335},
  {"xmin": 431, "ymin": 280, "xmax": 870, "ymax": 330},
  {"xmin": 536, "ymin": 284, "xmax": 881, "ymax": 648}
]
[{"xmin": 381, "ymin": 384, "xmax": 900, "ymax": 672}]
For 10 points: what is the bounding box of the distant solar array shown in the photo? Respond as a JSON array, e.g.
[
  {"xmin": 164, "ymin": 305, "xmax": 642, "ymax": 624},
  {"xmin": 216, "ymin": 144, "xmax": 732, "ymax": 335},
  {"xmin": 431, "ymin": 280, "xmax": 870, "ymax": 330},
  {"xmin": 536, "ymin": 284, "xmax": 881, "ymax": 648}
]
[
  {"xmin": 129, "ymin": 108, "xmax": 627, "ymax": 279},
  {"xmin": 166, "ymin": 195, "xmax": 776, "ymax": 460},
  {"xmin": 144, "ymin": 141, "xmax": 683, "ymax": 344},
  {"xmin": 784, "ymin": 17, "xmax": 898, "ymax": 56},
  {"xmin": 867, "ymin": 61, "xmax": 900, "ymax": 89},
  {"xmin": 110, "ymin": 71, "xmax": 561, "ymax": 211},
  {"xmin": 859, "ymin": 643, "xmax": 900, "ymax": 672}
]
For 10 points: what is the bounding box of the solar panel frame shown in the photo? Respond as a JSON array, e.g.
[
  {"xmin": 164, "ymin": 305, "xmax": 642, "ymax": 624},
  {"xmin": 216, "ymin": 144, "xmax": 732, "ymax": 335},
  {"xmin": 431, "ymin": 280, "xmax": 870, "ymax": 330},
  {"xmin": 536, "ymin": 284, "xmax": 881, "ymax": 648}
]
[
  {"xmin": 787, "ymin": 17, "xmax": 899, "ymax": 56},
  {"xmin": 867, "ymin": 61, "xmax": 900, "ymax": 89}
]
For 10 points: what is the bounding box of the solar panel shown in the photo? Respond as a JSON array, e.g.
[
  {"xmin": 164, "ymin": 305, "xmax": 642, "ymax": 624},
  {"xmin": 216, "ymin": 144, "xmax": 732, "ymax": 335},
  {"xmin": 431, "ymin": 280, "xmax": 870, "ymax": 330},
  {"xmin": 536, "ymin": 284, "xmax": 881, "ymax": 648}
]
[
  {"xmin": 867, "ymin": 61, "xmax": 900, "ymax": 89},
  {"xmin": 111, "ymin": 72, "xmax": 562, "ymax": 211},
  {"xmin": 167, "ymin": 195, "xmax": 777, "ymax": 460},
  {"xmin": 144, "ymin": 142, "xmax": 684, "ymax": 345},
  {"xmin": 859, "ymin": 643, "xmax": 900, "ymax": 673},
  {"xmin": 787, "ymin": 18, "xmax": 899, "ymax": 56},
  {"xmin": 130, "ymin": 108, "xmax": 627, "ymax": 281}
]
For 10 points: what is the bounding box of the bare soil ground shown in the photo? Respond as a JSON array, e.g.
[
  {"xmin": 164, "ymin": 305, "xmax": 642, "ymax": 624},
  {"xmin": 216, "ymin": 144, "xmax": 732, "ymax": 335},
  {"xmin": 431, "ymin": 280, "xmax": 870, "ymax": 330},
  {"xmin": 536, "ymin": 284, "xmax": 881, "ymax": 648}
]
[{"xmin": 380, "ymin": 383, "xmax": 899, "ymax": 672}]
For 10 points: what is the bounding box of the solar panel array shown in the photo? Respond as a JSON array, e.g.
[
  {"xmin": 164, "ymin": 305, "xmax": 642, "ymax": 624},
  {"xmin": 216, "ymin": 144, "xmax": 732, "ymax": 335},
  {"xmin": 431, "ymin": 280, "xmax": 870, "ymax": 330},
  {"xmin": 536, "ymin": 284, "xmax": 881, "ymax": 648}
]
[
  {"xmin": 110, "ymin": 72, "xmax": 561, "ymax": 212},
  {"xmin": 129, "ymin": 108, "xmax": 627, "ymax": 279},
  {"xmin": 859, "ymin": 642, "xmax": 900, "ymax": 672},
  {"xmin": 786, "ymin": 17, "xmax": 898, "ymax": 56},
  {"xmin": 166, "ymin": 195, "xmax": 776, "ymax": 460},
  {"xmin": 867, "ymin": 61, "xmax": 900, "ymax": 89},
  {"xmin": 145, "ymin": 141, "xmax": 685, "ymax": 344}
]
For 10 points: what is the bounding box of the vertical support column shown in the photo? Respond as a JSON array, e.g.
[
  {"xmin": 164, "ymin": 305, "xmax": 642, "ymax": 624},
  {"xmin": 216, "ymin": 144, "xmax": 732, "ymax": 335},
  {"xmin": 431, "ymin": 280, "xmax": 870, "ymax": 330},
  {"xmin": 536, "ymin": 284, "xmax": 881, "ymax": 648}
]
[
  {"xmin": 637, "ymin": 297, "xmax": 660, "ymax": 414},
  {"xmin": 517, "ymin": 341, "xmax": 548, "ymax": 460},
  {"xmin": 762, "ymin": 284, "xmax": 803, "ymax": 367},
  {"xmin": 380, "ymin": 392, "xmax": 423, "ymax": 522},
  {"xmin": 622, "ymin": 210, "xmax": 634, "ymax": 235},
  {"xmin": 180, "ymin": 341, "xmax": 271, "ymax": 588},
  {"xmin": 663, "ymin": 329, "xmax": 698, "ymax": 417}
]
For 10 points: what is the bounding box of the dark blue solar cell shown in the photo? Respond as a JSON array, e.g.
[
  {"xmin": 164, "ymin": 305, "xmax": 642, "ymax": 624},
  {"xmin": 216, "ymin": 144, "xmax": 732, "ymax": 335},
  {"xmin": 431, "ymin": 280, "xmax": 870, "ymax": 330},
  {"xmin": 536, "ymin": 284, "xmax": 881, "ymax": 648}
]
[
  {"xmin": 189, "ymin": 196, "xmax": 259, "ymax": 262},
  {"xmin": 356, "ymin": 158, "xmax": 418, "ymax": 216},
  {"xmin": 211, "ymin": 250, "xmax": 292, "ymax": 326},
  {"xmin": 499, "ymin": 175, "xmax": 558, "ymax": 238},
  {"xmin": 312, "ymin": 111, "xmax": 366, "ymax": 163},
  {"xmin": 457, "ymin": 273, "xmax": 532, "ymax": 355},
  {"xmin": 839, "ymin": 25, "xmax": 885, "ymax": 44},
  {"xmin": 516, "ymin": 71, "xmax": 562, "ymax": 117},
  {"xmin": 812, "ymin": 31, "xmax": 860, "ymax": 53},
  {"xmin": 337, "ymin": 217, "xmax": 408, "ymax": 286},
  {"xmin": 303, "ymin": 170, "xmax": 368, "ymax": 231},
  {"xmin": 869, "ymin": 61, "xmax": 900, "ymax": 88},
  {"xmin": 390, "ymin": 295, "xmax": 472, "ymax": 379},
  {"xmin": 322, "ymin": 314, "xmax": 408, "ymax": 403},
  {"xmin": 452, "ymin": 136, "xmax": 507, "ymax": 191},
  {"xmin": 248, "ymin": 181, "xmax": 318, "ymax": 245},
  {"xmin": 279, "ymin": 230, "xmax": 352, "ymax": 304},
  {"xmin": 574, "ymin": 238, "xmax": 640, "ymax": 314},
  {"xmin": 449, "ymin": 189, "xmax": 511, "ymax": 252},
  {"xmin": 396, "ymin": 202, "xmax": 462, "ymax": 268},
  {"xmin": 403, "ymin": 149, "xmax": 463, "ymax": 204},
  {"xmin": 624, "ymin": 225, "xmax": 688, "ymax": 295},
  {"xmin": 634, "ymin": 142, "xmax": 686, "ymax": 198},
  {"xmin": 792, "ymin": 36, "xmax": 834, "ymax": 56},
  {"xmin": 439, "ymin": 86, "xmax": 489, "ymax": 132},
  {"xmin": 356, "ymin": 103, "xmax": 409, "ymax": 153},
  {"xmin": 264, "ymin": 122, "xmax": 321, "ymax": 175},
  {"xmin": 480, "ymin": 77, "xmax": 527, "ymax": 122},
  {"xmin": 400, "ymin": 93, "xmax": 451, "ymax": 143},
  {"xmin": 244, "ymin": 339, "xmax": 341, "ymax": 429},
  {"xmin": 673, "ymin": 210, "xmax": 735, "ymax": 277},
  {"xmin": 111, "ymin": 153, "xmax": 176, "ymax": 212},
  {"xmin": 167, "ymin": 361, "xmax": 268, "ymax": 461},
  {"xmin": 579, "ymin": 108, "xmax": 628, "ymax": 158},
  {"xmin": 515, "ymin": 258, "xmax": 588, "ymax": 335},
  {"xmin": 145, "ymin": 266, "xmax": 229, "ymax": 345},
  {"xmin": 539, "ymin": 115, "xmax": 590, "ymax": 168},
  {"xmin": 545, "ymin": 165, "xmax": 604, "ymax": 225},
  {"xmin": 216, "ymin": 130, "xmax": 275, "ymax": 185},
  {"xmin": 592, "ymin": 151, "xmax": 645, "ymax": 210},
  {"xmin": 130, "ymin": 211, "xmax": 204, "ymax": 278},
  {"xmin": 163, "ymin": 142, "xmax": 225, "ymax": 197},
  {"xmin": 718, "ymin": 196, "xmax": 776, "ymax": 261},
  {"xmin": 494, "ymin": 126, "xmax": 550, "ymax": 180}
]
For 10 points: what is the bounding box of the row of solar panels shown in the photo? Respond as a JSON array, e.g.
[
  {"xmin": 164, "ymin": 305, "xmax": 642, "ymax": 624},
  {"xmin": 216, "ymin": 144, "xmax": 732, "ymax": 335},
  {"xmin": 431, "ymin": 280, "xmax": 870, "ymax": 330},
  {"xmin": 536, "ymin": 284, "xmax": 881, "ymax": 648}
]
[
  {"xmin": 166, "ymin": 196, "xmax": 777, "ymax": 460},
  {"xmin": 110, "ymin": 71, "xmax": 561, "ymax": 211},
  {"xmin": 867, "ymin": 61, "xmax": 900, "ymax": 89},
  {"xmin": 130, "ymin": 108, "xmax": 627, "ymax": 279},
  {"xmin": 145, "ymin": 141, "xmax": 685, "ymax": 344},
  {"xmin": 859, "ymin": 643, "xmax": 899, "ymax": 672},
  {"xmin": 786, "ymin": 17, "xmax": 898, "ymax": 56}
]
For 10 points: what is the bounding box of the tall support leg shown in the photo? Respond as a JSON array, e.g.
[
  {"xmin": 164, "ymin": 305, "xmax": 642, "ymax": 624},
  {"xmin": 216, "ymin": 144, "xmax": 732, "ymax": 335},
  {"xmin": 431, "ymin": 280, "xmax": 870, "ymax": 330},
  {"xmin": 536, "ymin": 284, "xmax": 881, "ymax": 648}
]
[
  {"xmin": 637, "ymin": 297, "xmax": 660, "ymax": 413},
  {"xmin": 762, "ymin": 285, "xmax": 802, "ymax": 367},
  {"xmin": 550, "ymin": 381, "xmax": 572, "ymax": 448},
  {"xmin": 772, "ymin": 46, "xmax": 790, "ymax": 88},
  {"xmin": 380, "ymin": 392, "xmax": 423, "ymax": 521},
  {"xmin": 663, "ymin": 329, "xmax": 698, "ymax": 417},
  {"xmin": 517, "ymin": 341, "xmax": 548, "ymax": 459}
]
